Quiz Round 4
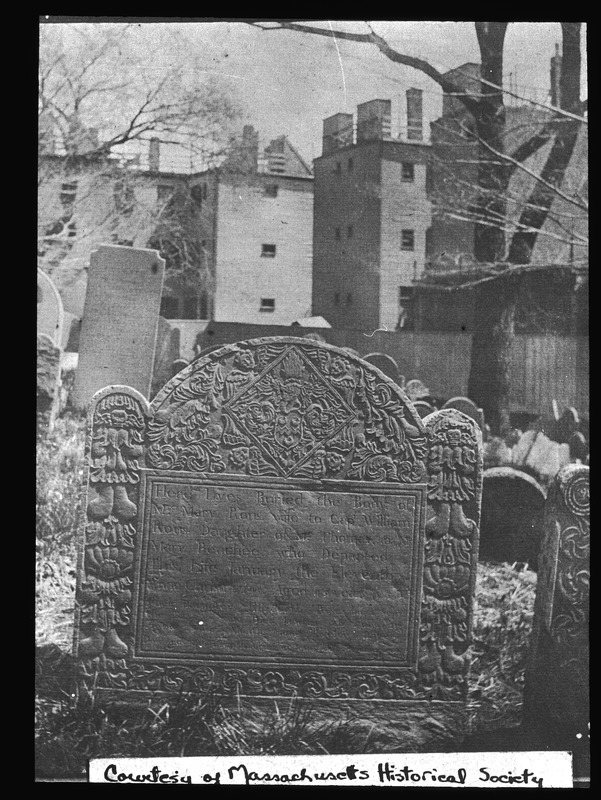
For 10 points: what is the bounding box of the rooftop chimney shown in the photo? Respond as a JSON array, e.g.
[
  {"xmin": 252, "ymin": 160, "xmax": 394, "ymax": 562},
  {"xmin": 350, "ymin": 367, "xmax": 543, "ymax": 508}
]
[
  {"xmin": 356, "ymin": 99, "xmax": 391, "ymax": 142},
  {"xmin": 406, "ymin": 88, "xmax": 423, "ymax": 141},
  {"xmin": 550, "ymin": 42, "xmax": 562, "ymax": 107},
  {"xmin": 149, "ymin": 137, "xmax": 161, "ymax": 172},
  {"xmin": 322, "ymin": 113, "xmax": 354, "ymax": 154}
]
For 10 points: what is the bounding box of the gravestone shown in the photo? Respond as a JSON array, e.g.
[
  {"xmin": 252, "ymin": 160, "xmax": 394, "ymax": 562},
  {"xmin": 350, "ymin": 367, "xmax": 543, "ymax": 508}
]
[
  {"xmin": 511, "ymin": 430, "xmax": 570, "ymax": 487},
  {"xmin": 171, "ymin": 358, "xmax": 190, "ymax": 377},
  {"xmin": 480, "ymin": 467, "xmax": 546, "ymax": 568},
  {"xmin": 523, "ymin": 464, "xmax": 589, "ymax": 765},
  {"xmin": 72, "ymin": 245, "xmax": 165, "ymax": 409},
  {"xmin": 74, "ymin": 337, "xmax": 482, "ymax": 722},
  {"xmin": 405, "ymin": 379, "xmax": 431, "ymax": 401},
  {"xmin": 364, "ymin": 352, "xmax": 400, "ymax": 384},
  {"xmin": 442, "ymin": 397, "xmax": 484, "ymax": 435},
  {"xmin": 37, "ymin": 333, "xmax": 61, "ymax": 436},
  {"xmin": 37, "ymin": 268, "xmax": 64, "ymax": 347},
  {"xmin": 552, "ymin": 406, "xmax": 580, "ymax": 444},
  {"xmin": 569, "ymin": 431, "xmax": 589, "ymax": 462}
]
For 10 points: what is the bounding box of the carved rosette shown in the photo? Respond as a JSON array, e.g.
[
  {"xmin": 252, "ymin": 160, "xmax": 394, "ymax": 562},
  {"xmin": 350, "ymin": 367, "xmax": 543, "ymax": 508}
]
[
  {"xmin": 75, "ymin": 388, "xmax": 148, "ymax": 690},
  {"xmin": 418, "ymin": 409, "xmax": 482, "ymax": 700}
]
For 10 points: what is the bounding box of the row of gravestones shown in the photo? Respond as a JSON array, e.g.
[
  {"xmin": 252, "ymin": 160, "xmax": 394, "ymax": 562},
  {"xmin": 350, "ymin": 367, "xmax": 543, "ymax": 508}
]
[
  {"xmin": 550, "ymin": 401, "xmax": 589, "ymax": 463},
  {"xmin": 69, "ymin": 334, "xmax": 588, "ymax": 760}
]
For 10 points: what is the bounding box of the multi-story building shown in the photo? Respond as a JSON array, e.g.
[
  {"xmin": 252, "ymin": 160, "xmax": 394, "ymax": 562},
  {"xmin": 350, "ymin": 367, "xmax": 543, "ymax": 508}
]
[
  {"xmin": 312, "ymin": 94, "xmax": 432, "ymax": 331},
  {"xmin": 38, "ymin": 126, "xmax": 314, "ymax": 325}
]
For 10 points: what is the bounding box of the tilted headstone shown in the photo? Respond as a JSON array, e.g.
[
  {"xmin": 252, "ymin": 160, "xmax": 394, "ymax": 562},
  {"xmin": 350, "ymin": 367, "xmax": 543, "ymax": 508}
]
[
  {"xmin": 405, "ymin": 379, "xmax": 431, "ymax": 401},
  {"xmin": 511, "ymin": 430, "xmax": 570, "ymax": 487},
  {"xmin": 569, "ymin": 431, "xmax": 589, "ymax": 463},
  {"xmin": 72, "ymin": 245, "xmax": 165, "ymax": 409},
  {"xmin": 151, "ymin": 317, "xmax": 181, "ymax": 399},
  {"xmin": 37, "ymin": 268, "xmax": 64, "ymax": 347},
  {"xmin": 523, "ymin": 464, "xmax": 589, "ymax": 758},
  {"xmin": 552, "ymin": 406, "xmax": 580, "ymax": 444},
  {"xmin": 480, "ymin": 467, "xmax": 546, "ymax": 568},
  {"xmin": 442, "ymin": 397, "xmax": 484, "ymax": 435},
  {"xmin": 37, "ymin": 333, "xmax": 61, "ymax": 436},
  {"xmin": 364, "ymin": 352, "xmax": 400, "ymax": 384},
  {"xmin": 74, "ymin": 337, "xmax": 482, "ymax": 718}
]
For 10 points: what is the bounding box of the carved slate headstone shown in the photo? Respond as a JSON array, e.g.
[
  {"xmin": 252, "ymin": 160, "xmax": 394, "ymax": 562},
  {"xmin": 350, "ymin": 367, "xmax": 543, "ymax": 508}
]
[
  {"xmin": 37, "ymin": 268, "xmax": 64, "ymax": 347},
  {"xmin": 523, "ymin": 464, "xmax": 589, "ymax": 758},
  {"xmin": 442, "ymin": 396, "xmax": 484, "ymax": 435},
  {"xmin": 364, "ymin": 352, "xmax": 400, "ymax": 384},
  {"xmin": 74, "ymin": 337, "xmax": 482, "ymax": 708},
  {"xmin": 37, "ymin": 333, "xmax": 61, "ymax": 437},
  {"xmin": 72, "ymin": 245, "xmax": 165, "ymax": 409},
  {"xmin": 480, "ymin": 467, "xmax": 546, "ymax": 568}
]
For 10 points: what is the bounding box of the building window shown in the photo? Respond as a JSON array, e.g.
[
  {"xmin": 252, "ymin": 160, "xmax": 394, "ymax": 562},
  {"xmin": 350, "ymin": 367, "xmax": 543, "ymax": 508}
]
[
  {"xmin": 401, "ymin": 162, "xmax": 415, "ymax": 182},
  {"xmin": 160, "ymin": 296, "xmax": 178, "ymax": 319},
  {"xmin": 346, "ymin": 292, "xmax": 353, "ymax": 304},
  {"xmin": 261, "ymin": 244, "xmax": 276, "ymax": 257},
  {"xmin": 260, "ymin": 298, "xmax": 275, "ymax": 312},
  {"xmin": 202, "ymin": 183, "xmax": 208, "ymax": 199},
  {"xmin": 264, "ymin": 184, "xmax": 279, "ymax": 197},
  {"xmin": 334, "ymin": 161, "xmax": 342, "ymax": 174},
  {"xmin": 190, "ymin": 184, "xmax": 204, "ymax": 208},
  {"xmin": 334, "ymin": 292, "xmax": 340, "ymax": 304},
  {"xmin": 399, "ymin": 286, "xmax": 414, "ymax": 304},
  {"xmin": 401, "ymin": 229, "xmax": 415, "ymax": 251},
  {"xmin": 335, "ymin": 227, "xmax": 341, "ymax": 240},
  {"xmin": 157, "ymin": 184, "xmax": 173, "ymax": 203},
  {"xmin": 114, "ymin": 180, "xmax": 135, "ymax": 216},
  {"xmin": 347, "ymin": 225, "xmax": 354, "ymax": 238},
  {"xmin": 60, "ymin": 181, "xmax": 77, "ymax": 208},
  {"xmin": 348, "ymin": 157, "xmax": 354, "ymax": 172},
  {"xmin": 199, "ymin": 291, "xmax": 209, "ymax": 320}
]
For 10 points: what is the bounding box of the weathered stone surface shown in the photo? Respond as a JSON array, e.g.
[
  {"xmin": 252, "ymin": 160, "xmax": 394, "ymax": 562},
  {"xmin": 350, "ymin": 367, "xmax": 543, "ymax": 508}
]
[
  {"xmin": 37, "ymin": 268, "xmax": 64, "ymax": 346},
  {"xmin": 442, "ymin": 396, "xmax": 484, "ymax": 434},
  {"xmin": 364, "ymin": 352, "xmax": 400, "ymax": 384},
  {"xmin": 523, "ymin": 464, "xmax": 589, "ymax": 758},
  {"xmin": 37, "ymin": 334, "xmax": 62, "ymax": 436},
  {"xmin": 72, "ymin": 245, "xmax": 165, "ymax": 409},
  {"xmin": 480, "ymin": 467, "xmax": 546, "ymax": 568},
  {"xmin": 74, "ymin": 337, "xmax": 482, "ymax": 708}
]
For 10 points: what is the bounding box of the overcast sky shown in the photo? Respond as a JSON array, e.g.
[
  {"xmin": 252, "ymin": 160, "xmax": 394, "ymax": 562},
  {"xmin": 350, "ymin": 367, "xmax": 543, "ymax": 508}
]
[{"xmin": 45, "ymin": 19, "xmax": 587, "ymax": 167}]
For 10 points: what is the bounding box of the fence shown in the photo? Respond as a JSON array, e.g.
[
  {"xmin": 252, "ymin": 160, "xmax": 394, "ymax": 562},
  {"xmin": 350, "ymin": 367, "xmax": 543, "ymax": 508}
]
[{"xmin": 168, "ymin": 320, "xmax": 588, "ymax": 416}]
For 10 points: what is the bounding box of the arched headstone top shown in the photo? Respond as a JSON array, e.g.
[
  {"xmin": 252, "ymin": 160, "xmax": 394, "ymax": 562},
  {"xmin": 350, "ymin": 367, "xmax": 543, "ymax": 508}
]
[
  {"xmin": 364, "ymin": 352, "xmax": 399, "ymax": 383},
  {"xmin": 146, "ymin": 337, "xmax": 426, "ymax": 483},
  {"xmin": 483, "ymin": 466, "xmax": 547, "ymax": 499}
]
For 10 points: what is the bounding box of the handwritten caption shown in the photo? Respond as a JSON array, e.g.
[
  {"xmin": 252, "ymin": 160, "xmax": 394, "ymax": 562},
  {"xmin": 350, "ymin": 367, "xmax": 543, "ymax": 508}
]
[{"xmin": 89, "ymin": 752, "xmax": 572, "ymax": 787}]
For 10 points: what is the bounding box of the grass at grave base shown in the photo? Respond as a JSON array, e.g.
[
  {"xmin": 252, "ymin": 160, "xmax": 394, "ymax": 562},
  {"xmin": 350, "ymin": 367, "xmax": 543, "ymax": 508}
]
[{"xmin": 35, "ymin": 415, "xmax": 538, "ymax": 778}]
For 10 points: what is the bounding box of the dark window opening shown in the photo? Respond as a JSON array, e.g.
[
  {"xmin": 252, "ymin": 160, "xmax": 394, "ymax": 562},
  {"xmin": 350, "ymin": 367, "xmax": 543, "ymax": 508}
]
[
  {"xmin": 399, "ymin": 286, "xmax": 414, "ymax": 304},
  {"xmin": 335, "ymin": 227, "xmax": 341, "ymax": 240},
  {"xmin": 346, "ymin": 293, "xmax": 353, "ymax": 304},
  {"xmin": 199, "ymin": 291, "xmax": 209, "ymax": 320},
  {"xmin": 261, "ymin": 244, "xmax": 276, "ymax": 257},
  {"xmin": 114, "ymin": 181, "xmax": 135, "ymax": 216},
  {"xmin": 401, "ymin": 229, "xmax": 415, "ymax": 251},
  {"xmin": 160, "ymin": 296, "xmax": 178, "ymax": 319},
  {"xmin": 334, "ymin": 161, "xmax": 342, "ymax": 174},
  {"xmin": 347, "ymin": 225, "xmax": 354, "ymax": 238},
  {"xmin": 157, "ymin": 184, "xmax": 174, "ymax": 203},
  {"xmin": 334, "ymin": 292, "xmax": 340, "ymax": 304},
  {"xmin": 190, "ymin": 184, "xmax": 204, "ymax": 208},
  {"xmin": 401, "ymin": 162, "xmax": 415, "ymax": 182},
  {"xmin": 60, "ymin": 181, "xmax": 77, "ymax": 208},
  {"xmin": 260, "ymin": 298, "xmax": 275, "ymax": 312},
  {"xmin": 264, "ymin": 184, "xmax": 279, "ymax": 197},
  {"xmin": 348, "ymin": 158, "xmax": 354, "ymax": 172}
]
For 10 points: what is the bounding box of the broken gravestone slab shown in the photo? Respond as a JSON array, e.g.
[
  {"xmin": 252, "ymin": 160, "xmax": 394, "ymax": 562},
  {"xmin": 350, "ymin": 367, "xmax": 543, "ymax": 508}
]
[
  {"xmin": 523, "ymin": 464, "xmax": 589, "ymax": 764},
  {"xmin": 73, "ymin": 337, "xmax": 482, "ymax": 726},
  {"xmin": 480, "ymin": 467, "xmax": 546, "ymax": 569},
  {"xmin": 72, "ymin": 245, "xmax": 165, "ymax": 409}
]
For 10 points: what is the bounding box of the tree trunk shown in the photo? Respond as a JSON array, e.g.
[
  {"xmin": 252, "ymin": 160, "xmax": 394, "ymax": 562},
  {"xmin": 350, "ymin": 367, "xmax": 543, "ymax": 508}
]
[{"xmin": 467, "ymin": 274, "xmax": 519, "ymax": 434}]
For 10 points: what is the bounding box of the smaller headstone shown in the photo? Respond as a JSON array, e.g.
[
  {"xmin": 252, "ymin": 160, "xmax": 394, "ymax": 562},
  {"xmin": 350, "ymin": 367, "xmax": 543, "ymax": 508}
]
[
  {"xmin": 397, "ymin": 374, "xmax": 406, "ymax": 390},
  {"xmin": 364, "ymin": 352, "xmax": 399, "ymax": 384},
  {"xmin": 302, "ymin": 332, "xmax": 327, "ymax": 343},
  {"xmin": 552, "ymin": 407, "xmax": 580, "ymax": 444},
  {"xmin": 569, "ymin": 431, "xmax": 589, "ymax": 462},
  {"xmin": 442, "ymin": 396, "xmax": 484, "ymax": 434},
  {"xmin": 37, "ymin": 269, "xmax": 64, "ymax": 347},
  {"xmin": 413, "ymin": 400, "xmax": 435, "ymax": 419},
  {"xmin": 405, "ymin": 379, "xmax": 431, "ymax": 401},
  {"xmin": 511, "ymin": 430, "xmax": 570, "ymax": 486},
  {"xmin": 483, "ymin": 436, "xmax": 512, "ymax": 469},
  {"xmin": 523, "ymin": 464, "xmax": 589, "ymax": 764},
  {"xmin": 37, "ymin": 334, "xmax": 61, "ymax": 436},
  {"xmin": 480, "ymin": 466, "xmax": 546, "ymax": 568}
]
